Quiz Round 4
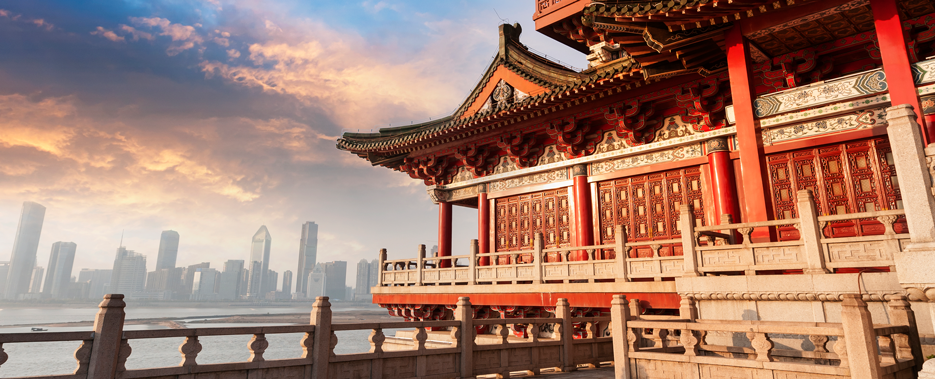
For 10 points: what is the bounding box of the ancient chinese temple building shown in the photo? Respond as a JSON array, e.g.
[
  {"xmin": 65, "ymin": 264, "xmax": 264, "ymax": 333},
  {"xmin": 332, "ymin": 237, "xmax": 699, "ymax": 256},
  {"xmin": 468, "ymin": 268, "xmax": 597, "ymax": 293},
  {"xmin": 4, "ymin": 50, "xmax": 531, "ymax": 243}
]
[{"xmin": 337, "ymin": 0, "xmax": 935, "ymax": 355}]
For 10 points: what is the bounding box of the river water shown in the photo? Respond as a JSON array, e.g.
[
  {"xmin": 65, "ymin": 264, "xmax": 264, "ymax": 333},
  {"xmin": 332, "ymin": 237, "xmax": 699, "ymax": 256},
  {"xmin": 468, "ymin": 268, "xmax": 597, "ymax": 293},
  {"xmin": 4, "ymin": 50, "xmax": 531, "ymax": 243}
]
[{"xmin": 0, "ymin": 304, "xmax": 397, "ymax": 378}]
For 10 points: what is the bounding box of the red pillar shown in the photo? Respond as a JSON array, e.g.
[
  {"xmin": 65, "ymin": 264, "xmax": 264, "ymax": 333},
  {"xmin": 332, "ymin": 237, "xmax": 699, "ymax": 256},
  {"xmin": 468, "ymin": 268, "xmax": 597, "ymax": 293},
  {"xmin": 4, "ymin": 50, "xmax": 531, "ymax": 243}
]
[
  {"xmin": 477, "ymin": 185, "xmax": 490, "ymax": 266},
  {"xmin": 726, "ymin": 23, "xmax": 774, "ymax": 241},
  {"xmin": 572, "ymin": 165, "xmax": 594, "ymax": 261},
  {"xmin": 438, "ymin": 201, "xmax": 452, "ymax": 268},
  {"xmin": 706, "ymin": 138, "xmax": 740, "ymax": 224},
  {"xmin": 870, "ymin": 0, "xmax": 928, "ymax": 142}
]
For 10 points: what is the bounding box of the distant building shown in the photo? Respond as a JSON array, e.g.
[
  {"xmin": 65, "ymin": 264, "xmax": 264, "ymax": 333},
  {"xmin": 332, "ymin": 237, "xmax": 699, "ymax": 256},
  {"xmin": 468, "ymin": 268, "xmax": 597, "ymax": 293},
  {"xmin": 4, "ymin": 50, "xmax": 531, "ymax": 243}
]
[
  {"xmin": 305, "ymin": 265, "xmax": 326, "ymax": 299},
  {"xmin": 44, "ymin": 242, "xmax": 77, "ymax": 298},
  {"xmin": 355, "ymin": 259, "xmax": 374, "ymax": 301},
  {"xmin": 28, "ymin": 266, "xmax": 44, "ymax": 294},
  {"xmin": 282, "ymin": 270, "xmax": 293, "ymax": 295},
  {"xmin": 218, "ymin": 259, "xmax": 244, "ymax": 300},
  {"xmin": 146, "ymin": 267, "xmax": 185, "ymax": 300},
  {"xmin": 345, "ymin": 286, "xmax": 353, "ymax": 301},
  {"xmin": 5, "ymin": 201, "xmax": 46, "ymax": 300},
  {"xmin": 182, "ymin": 262, "xmax": 210, "ymax": 296},
  {"xmin": 191, "ymin": 268, "xmax": 219, "ymax": 300},
  {"xmin": 309, "ymin": 261, "xmax": 348, "ymax": 301},
  {"xmin": 369, "ymin": 259, "xmax": 379, "ymax": 291},
  {"xmin": 78, "ymin": 269, "xmax": 111, "ymax": 300},
  {"xmin": 266, "ymin": 269, "xmax": 279, "ymax": 294},
  {"xmin": 155, "ymin": 230, "xmax": 180, "ymax": 271},
  {"xmin": 0, "ymin": 261, "xmax": 9, "ymax": 297},
  {"xmin": 296, "ymin": 222, "xmax": 318, "ymax": 296},
  {"xmin": 109, "ymin": 247, "xmax": 147, "ymax": 296},
  {"xmin": 247, "ymin": 226, "xmax": 271, "ymax": 298}
]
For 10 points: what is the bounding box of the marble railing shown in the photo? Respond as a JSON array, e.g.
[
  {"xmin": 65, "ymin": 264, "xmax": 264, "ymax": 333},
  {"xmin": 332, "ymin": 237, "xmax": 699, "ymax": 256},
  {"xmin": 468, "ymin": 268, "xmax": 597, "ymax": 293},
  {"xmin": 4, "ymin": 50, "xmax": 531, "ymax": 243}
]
[{"xmin": 618, "ymin": 294, "xmax": 922, "ymax": 379}]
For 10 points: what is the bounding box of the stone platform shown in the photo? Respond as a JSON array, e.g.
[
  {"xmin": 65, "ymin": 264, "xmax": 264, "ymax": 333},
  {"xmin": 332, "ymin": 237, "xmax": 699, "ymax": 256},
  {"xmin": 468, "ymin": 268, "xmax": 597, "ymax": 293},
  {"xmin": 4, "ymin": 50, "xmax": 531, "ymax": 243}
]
[{"xmin": 477, "ymin": 364, "xmax": 615, "ymax": 378}]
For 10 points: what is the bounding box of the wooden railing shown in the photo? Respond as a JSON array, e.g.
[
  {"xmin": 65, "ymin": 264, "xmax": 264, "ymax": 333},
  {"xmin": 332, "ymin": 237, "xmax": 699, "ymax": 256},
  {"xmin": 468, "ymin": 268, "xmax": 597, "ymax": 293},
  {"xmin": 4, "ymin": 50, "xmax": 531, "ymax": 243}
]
[{"xmin": 379, "ymin": 190, "xmax": 907, "ymax": 287}]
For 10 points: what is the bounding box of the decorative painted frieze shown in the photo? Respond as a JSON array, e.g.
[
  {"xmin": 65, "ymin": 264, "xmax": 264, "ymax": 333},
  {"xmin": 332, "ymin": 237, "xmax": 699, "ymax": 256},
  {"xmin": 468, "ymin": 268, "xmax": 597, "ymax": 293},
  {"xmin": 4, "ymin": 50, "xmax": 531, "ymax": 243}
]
[
  {"xmin": 488, "ymin": 169, "xmax": 569, "ymax": 192},
  {"xmin": 762, "ymin": 107, "xmax": 887, "ymax": 145},
  {"xmin": 760, "ymin": 94, "xmax": 890, "ymax": 128},
  {"xmin": 591, "ymin": 144, "xmax": 703, "ymax": 176},
  {"xmin": 912, "ymin": 57, "xmax": 935, "ymax": 85},
  {"xmin": 754, "ymin": 70, "xmax": 888, "ymax": 118},
  {"xmin": 449, "ymin": 185, "xmax": 480, "ymax": 201}
]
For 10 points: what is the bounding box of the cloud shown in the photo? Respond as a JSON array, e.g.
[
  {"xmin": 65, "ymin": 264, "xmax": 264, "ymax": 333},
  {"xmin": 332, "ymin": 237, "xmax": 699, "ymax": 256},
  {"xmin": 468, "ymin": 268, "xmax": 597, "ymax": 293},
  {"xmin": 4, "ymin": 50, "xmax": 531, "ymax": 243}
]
[
  {"xmin": 30, "ymin": 18, "xmax": 53, "ymax": 31},
  {"xmin": 118, "ymin": 24, "xmax": 154, "ymax": 41},
  {"xmin": 91, "ymin": 26, "xmax": 125, "ymax": 42},
  {"xmin": 226, "ymin": 49, "xmax": 241, "ymax": 59},
  {"xmin": 130, "ymin": 16, "xmax": 204, "ymax": 55},
  {"xmin": 361, "ymin": 1, "xmax": 398, "ymax": 14},
  {"xmin": 0, "ymin": 9, "xmax": 10, "ymax": 18}
]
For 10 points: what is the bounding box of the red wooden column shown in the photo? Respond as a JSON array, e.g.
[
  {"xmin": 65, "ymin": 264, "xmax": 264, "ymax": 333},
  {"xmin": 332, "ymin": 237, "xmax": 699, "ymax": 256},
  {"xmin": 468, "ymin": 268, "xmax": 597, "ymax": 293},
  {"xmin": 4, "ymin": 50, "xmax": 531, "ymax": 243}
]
[
  {"xmin": 706, "ymin": 138, "xmax": 740, "ymax": 224},
  {"xmin": 572, "ymin": 165, "xmax": 594, "ymax": 261},
  {"xmin": 438, "ymin": 201, "xmax": 452, "ymax": 268},
  {"xmin": 870, "ymin": 0, "xmax": 928, "ymax": 141},
  {"xmin": 477, "ymin": 184, "xmax": 490, "ymax": 266},
  {"xmin": 726, "ymin": 23, "xmax": 773, "ymax": 241}
]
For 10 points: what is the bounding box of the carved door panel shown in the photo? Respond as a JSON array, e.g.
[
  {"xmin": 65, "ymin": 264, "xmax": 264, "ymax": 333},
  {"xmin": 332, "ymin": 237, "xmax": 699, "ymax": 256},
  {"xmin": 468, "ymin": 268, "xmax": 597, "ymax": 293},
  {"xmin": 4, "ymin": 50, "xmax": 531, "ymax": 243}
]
[
  {"xmin": 767, "ymin": 137, "xmax": 903, "ymax": 241},
  {"xmin": 598, "ymin": 168, "xmax": 706, "ymax": 258},
  {"xmin": 494, "ymin": 189, "xmax": 571, "ymax": 262}
]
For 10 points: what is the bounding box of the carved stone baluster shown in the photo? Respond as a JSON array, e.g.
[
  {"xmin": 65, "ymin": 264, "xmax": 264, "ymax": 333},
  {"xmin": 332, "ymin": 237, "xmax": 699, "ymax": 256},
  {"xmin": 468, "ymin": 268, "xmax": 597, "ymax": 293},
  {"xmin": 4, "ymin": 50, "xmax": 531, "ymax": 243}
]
[
  {"xmin": 892, "ymin": 334, "xmax": 913, "ymax": 361},
  {"xmin": 680, "ymin": 329, "xmax": 699, "ymax": 356},
  {"xmin": 116, "ymin": 339, "xmax": 132, "ymax": 373},
  {"xmin": 878, "ymin": 335, "xmax": 895, "ymax": 364},
  {"xmin": 586, "ymin": 321, "xmax": 598, "ymax": 339},
  {"xmin": 528, "ymin": 323, "xmax": 540, "ymax": 343},
  {"xmin": 748, "ymin": 332, "xmax": 773, "ymax": 362},
  {"xmin": 73, "ymin": 339, "xmax": 93, "ymax": 375},
  {"xmin": 877, "ymin": 215, "xmax": 898, "ymax": 235},
  {"xmin": 248, "ymin": 333, "xmax": 268, "ymax": 362},
  {"xmin": 818, "ymin": 221, "xmax": 828, "ymax": 237},
  {"xmin": 495, "ymin": 323, "xmax": 510, "ymax": 344},
  {"xmin": 329, "ymin": 331, "xmax": 338, "ymax": 357},
  {"xmin": 650, "ymin": 244, "xmax": 662, "ymax": 258},
  {"xmin": 738, "ymin": 227, "xmax": 753, "ymax": 244},
  {"xmin": 368, "ymin": 328, "xmax": 386, "ymax": 354},
  {"xmin": 652, "ymin": 328, "xmax": 669, "ymax": 352},
  {"xmin": 178, "ymin": 335, "xmax": 202, "ymax": 367},
  {"xmin": 0, "ymin": 343, "xmax": 7, "ymax": 368},
  {"xmin": 809, "ymin": 334, "xmax": 829, "ymax": 353},
  {"xmin": 834, "ymin": 336, "xmax": 849, "ymax": 368},
  {"xmin": 300, "ymin": 331, "xmax": 314, "ymax": 359},
  {"xmin": 449, "ymin": 325, "xmax": 462, "ymax": 348},
  {"xmin": 413, "ymin": 327, "xmax": 428, "ymax": 350},
  {"xmin": 627, "ymin": 328, "xmax": 641, "ymax": 352},
  {"xmin": 697, "ymin": 330, "xmax": 707, "ymax": 346}
]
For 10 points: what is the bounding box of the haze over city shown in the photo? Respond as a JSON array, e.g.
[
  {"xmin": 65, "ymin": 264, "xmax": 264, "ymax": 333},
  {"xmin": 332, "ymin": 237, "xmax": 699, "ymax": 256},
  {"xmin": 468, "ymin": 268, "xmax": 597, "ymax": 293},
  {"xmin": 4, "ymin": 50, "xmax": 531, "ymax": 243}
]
[{"xmin": 0, "ymin": 1, "xmax": 584, "ymax": 287}]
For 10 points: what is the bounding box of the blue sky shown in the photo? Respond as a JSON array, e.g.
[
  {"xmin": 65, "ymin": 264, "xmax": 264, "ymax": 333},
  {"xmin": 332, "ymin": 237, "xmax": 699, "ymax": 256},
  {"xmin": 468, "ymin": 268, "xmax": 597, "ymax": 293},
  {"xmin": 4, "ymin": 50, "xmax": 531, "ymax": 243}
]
[{"xmin": 0, "ymin": 0, "xmax": 586, "ymax": 287}]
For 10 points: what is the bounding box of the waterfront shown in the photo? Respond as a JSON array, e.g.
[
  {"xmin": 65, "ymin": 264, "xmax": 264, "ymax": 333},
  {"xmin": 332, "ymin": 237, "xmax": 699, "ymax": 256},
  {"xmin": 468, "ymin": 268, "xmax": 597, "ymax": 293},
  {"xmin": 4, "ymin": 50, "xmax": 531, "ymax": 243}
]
[{"xmin": 0, "ymin": 302, "xmax": 393, "ymax": 377}]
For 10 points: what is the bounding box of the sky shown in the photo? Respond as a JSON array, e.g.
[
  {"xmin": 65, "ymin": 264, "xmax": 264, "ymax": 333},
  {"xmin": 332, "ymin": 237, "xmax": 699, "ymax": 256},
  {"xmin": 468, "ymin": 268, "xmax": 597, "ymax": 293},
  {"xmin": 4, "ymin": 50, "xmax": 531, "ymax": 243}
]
[{"xmin": 0, "ymin": 0, "xmax": 587, "ymax": 290}]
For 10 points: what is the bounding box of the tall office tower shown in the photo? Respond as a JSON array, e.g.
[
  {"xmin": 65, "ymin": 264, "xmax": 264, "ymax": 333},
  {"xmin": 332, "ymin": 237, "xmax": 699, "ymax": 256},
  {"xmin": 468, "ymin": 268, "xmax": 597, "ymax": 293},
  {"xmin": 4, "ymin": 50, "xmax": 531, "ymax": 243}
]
[
  {"xmin": 191, "ymin": 268, "xmax": 219, "ymax": 300},
  {"xmin": 323, "ymin": 261, "xmax": 347, "ymax": 300},
  {"xmin": 28, "ymin": 266, "xmax": 44, "ymax": 293},
  {"xmin": 240, "ymin": 268, "xmax": 250, "ymax": 297},
  {"xmin": 0, "ymin": 261, "xmax": 9, "ymax": 297},
  {"xmin": 218, "ymin": 259, "xmax": 244, "ymax": 300},
  {"xmin": 306, "ymin": 264, "xmax": 326, "ymax": 299},
  {"xmin": 266, "ymin": 270, "xmax": 278, "ymax": 293},
  {"xmin": 369, "ymin": 259, "xmax": 379, "ymax": 291},
  {"xmin": 78, "ymin": 269, "xmax": 112, "ymax": 300},
  {"xmin": 354, "ymin": 259, "xmax": 372, "ymax": 300},
  {"xmin": 109, "ymin": 247, "xmax": 147, "ymax": 295},
  {"xmin": 296, "ymin": 222, "xmax": 318, "ymax": 296},
  {"xmin": 182, "ymin": 262, "xmax": 210, "ymax": 296},
  {"xmin": 247, "ymin": 226, "xmax": 271, "ymax": 297},
  {"xmin": 155, "ymin": 230, "xmax": 180, "ymax": 270},
  {"xmin": 145, "ymin": 267, "xmax": 184, "ymax": 299},
  {"xmin": 282, "ymin": 270, "xmax": 293, "ymax": 295},
  {"xmin": 5, "ymin": 201, "xmax": 46, "ymax": 300},
  {"xmin": 44, "ymin": 242, "xmax": 76, "ymax": 298}
]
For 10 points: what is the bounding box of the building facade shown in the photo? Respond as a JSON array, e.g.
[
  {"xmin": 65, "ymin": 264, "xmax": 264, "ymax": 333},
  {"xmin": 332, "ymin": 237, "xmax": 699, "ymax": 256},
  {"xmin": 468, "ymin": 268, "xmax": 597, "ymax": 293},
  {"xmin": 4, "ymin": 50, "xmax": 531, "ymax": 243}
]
[
  {"xmin": 109, "ymin": 247, "xmax": 146, "ymax": 296},
  {"xmin": 4, "ymin": 201, "xmax": 46, "ymax": 300},
  {"xmin": 44, "ymin": 241, "xmax": 76, "ymax": 298},
  {"xmin": 296, "ymin": 221, "xmax": 318, "ymax": 295},
  {"xmin": 247, "ymin": 225, "xmax": 271, "ymax": 297},
  {"xmin": 155, "ymin": 230, "xmax": 179, "ymax": 271}
]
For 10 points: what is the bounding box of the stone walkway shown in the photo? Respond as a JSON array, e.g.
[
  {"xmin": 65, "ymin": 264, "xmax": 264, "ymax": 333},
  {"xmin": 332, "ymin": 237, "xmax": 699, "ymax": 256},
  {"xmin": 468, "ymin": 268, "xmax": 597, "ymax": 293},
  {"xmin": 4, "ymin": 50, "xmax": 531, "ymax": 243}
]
[{"xmin": 476, "ymin": 364, "xmax": 615, "ymax": 378}]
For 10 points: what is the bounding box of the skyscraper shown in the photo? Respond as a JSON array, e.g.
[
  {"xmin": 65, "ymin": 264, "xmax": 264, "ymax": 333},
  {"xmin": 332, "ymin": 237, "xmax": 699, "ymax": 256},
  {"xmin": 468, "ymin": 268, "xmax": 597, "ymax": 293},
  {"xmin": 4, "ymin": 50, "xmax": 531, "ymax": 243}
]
[
  {"xmin": 5, "ymin": 201, "xmax": 46, "ymax": 300},
  {"xmin": 182, "ymin": 262, "xmax": 210, "ymax": 296},
  {"xmin": 78, "ymin": 268, "xmax": 111, "ymax": 300},
  {"xmin": 110, "ymin": 246, "xmax": 147, "ymax": 295},
  {"xmin": 323, "ymin": 261, "xmax": 347, "ymax": 301},
  {"xmin": 191, "ymin": 268, "xmax": 219, "ymax": 300},
  {"xmin": 306, "ymin": 264, "xmax": 326, "ymax": 299},
  {"xmin": 282, "ymin": 270, "xmax": 293, "ymax": 295},
  {"xmin": 44, "ymin": 242, "xmax": 77, "ymax": 298},
  {"xmin": 296, "ymin": 222, "xmax": 318, "ymax": 296},
  {"xmin": 247, "ymin": 225, "xmax": 271, "ymax": 297},
  {"xmin": 355, "ymin": 259, "xmax": 372, "ymax": 301},
  {"xmin": 145, "ymin": 267, "xmax": 184, "ymax": 299},
  {"xmin": 218, "ymin": 259, "xmax": 244, "ymax": 300},
  {"xmin": 28, "ymin": 266, "xmax": 44, "ymax": 293},
  {"xmin": 155, "ymin": 230, "xmax": 180, "ymax": 270},
  {"xmin": 0, "ymin": 262, "xmax": 9, "ymax": 297}
]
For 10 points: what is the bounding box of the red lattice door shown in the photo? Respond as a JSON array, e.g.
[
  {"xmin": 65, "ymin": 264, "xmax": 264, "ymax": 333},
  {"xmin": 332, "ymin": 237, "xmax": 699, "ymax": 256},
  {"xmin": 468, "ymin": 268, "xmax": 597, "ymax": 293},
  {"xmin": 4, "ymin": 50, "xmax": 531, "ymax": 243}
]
[{"xmin": 494, "ymin": 188, "xmax": 571, "ymax": 262}]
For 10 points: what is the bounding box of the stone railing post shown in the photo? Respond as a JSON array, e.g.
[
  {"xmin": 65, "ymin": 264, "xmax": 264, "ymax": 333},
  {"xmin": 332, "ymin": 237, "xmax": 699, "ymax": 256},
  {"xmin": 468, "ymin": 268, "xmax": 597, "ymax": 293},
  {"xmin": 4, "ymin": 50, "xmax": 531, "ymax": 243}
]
[
  {"xmin": 614, "ymin": 224, "xmax": 628, "ymax": 282},
  {"xmin": 679, "ymin": 204, "xmax": 699, "ymax": 276},
  {"xmin": 454, "ymin": 297, "xmax": 474, "ymax": 378},
  {"xmin": 377, "ymin": 249, "xmax": 387, "ymax": 287},
  {"xmin": 679, "ymin": 295, "xmax": 698, "ymax": 321},
  {"xmin": 533, "ymin": 233, "xmax": 543, "ymax": 284},
  {"xmin": 310, "ymin": 296, "xmax": 333, "ymax": 379},
  {"xmin": 887, "ymin": 295, "xmax": 923, "ymax": 369},
  {"xmin": 86, "ymin": 294, "xmax": 127, "ymax": 379},
  {"xmin": 469, "ymin": 239, "xmax": 478, "ymax": 285},
  {"xmin": 629, "ymin": 298, "xmax": 642, "ymax": 319},
  {"xmin": 610, "ymin": 295, "xmax": 631, "ymax": 378},
  {"xmin": 840, "ymin": 294, "xmax": 881, "ymax": 379},
  {"xmin": 797, "ymin": 189, "xmax": 829, "ymax": 274},
  {"xmin": 416, "ymin": 244, "xmax": 425, "ymax": 286},
  {"xmin": 556, "ymin": 298, "xmax": 576, "ymax": 373},
  {"xmin": 886, "ymin": 104, "xmax": 935, "ymax": 243}
]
